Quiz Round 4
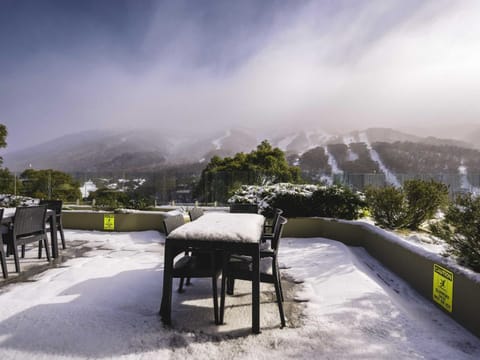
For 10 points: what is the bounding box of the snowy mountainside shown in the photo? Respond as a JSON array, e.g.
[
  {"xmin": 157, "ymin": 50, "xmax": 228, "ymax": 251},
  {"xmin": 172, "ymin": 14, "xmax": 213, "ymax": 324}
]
[
  {"xmin": 3, "ymin": 126, "xmax": 478, "ymax": 177},
  {"xmin": 3, "ymin": 127, "xmax": 259, "ymax": 172}
]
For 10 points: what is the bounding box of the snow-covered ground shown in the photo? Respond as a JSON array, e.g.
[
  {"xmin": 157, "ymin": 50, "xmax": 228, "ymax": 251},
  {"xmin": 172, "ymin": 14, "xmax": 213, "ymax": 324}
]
[{"xmin": 0, "ymin": 230, "xmax": 479, "ymax": 359}]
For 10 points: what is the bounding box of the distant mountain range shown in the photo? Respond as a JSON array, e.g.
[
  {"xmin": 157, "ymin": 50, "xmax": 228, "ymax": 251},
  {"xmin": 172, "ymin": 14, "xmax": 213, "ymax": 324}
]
[
  {"xmin": 2, "ymin": 127, "xmax": 260, "ymax": 172},
  {"xmin": 3, "ymin": 127, "xmax": 480, "ymax": 188}
]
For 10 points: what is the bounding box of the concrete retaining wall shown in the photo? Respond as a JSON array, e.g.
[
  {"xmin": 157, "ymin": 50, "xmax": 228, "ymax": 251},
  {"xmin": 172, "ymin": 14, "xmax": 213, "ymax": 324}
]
[{"xmin": 62, "ymin": 211, "xmax": 168, "ymax": 232}]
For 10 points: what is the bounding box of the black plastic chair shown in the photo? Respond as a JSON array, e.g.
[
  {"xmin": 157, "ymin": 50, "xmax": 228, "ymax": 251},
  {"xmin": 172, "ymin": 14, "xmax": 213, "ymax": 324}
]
[
  {"xmin": 188, "ymin": 207, "xmax": 204, "ymax": 221},
  {"xmin": 186, "ymin": 207, "xmax": 205, "ymax": 286},
  {"xmin": 8, "ymin": 205, "xmax": 50, "ymax": 273},
  {"xmin": 220, "ymin": 216, "xmax": 288, "ymax": 327},
  {"xmin": 40, "ymin": 199, "xmax": 66, "ymax": 250},
  {"xmin": 163, "ymin": 214, "xmax": 223, "ymax": 324},
  {"xmin": 163, "ymin": 213, "xmax": 218, "ymax": 292},
  {"xmin": 163, "ymin": 214, "xmax": 189, "ymax": 292},
  {"xmin": 263, "ymin": 208, "xmax": 283, "ymax": 241},
  {"xmin": 0, "ymin": 208, "xmax": 8, "ymax": 279}
]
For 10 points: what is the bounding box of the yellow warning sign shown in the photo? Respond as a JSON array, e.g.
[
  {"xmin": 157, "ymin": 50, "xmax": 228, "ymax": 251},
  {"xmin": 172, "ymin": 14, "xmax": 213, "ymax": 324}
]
[
  {"xmin": 433, "ymin": 264, "xmax": 453, "ymax": 312},
  {"xmin": 104, "ymin": 214, "xmax": 115, "ymax": 231}
]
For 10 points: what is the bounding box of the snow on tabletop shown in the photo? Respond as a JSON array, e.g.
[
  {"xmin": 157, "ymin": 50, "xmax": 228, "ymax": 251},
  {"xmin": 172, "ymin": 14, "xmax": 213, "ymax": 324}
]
[
  {"xmin": 3, "ymin": 207, "xmax": 15, "ymax": 217},
  {"xmin": 167, "ymin": 212, "xmax": 265, "ymax": 243}
]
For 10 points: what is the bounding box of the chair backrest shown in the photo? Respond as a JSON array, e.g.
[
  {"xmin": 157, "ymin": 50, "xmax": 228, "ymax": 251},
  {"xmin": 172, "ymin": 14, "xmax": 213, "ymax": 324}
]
[
  {"xmin": 13, "ymin": 205, "xmax": 47, "ymax": 237},
  {"xmin": 39, "ymin": 199, "xmax": 63, "ymax": 215},
  {"xmin": 189, "ymin": 207, "xmax": 204, "ymax": 221},
  {"xmin": 270, "ymin": 208, "xmax": 283, "ymax": 231},
  {"xmin": 163, "ymin": 214, "xmax": 185, "ymax": 236},
  {"xmin": 229, "ymin": 203, "xmax": 258, "ymax": 213},
  {"xmin": 0, "ymin": 208, "xmax": 7, "ymax": 236},
  {"xmin": 271, "ymin": 216, "xmax": 287, "ymax": 252}
]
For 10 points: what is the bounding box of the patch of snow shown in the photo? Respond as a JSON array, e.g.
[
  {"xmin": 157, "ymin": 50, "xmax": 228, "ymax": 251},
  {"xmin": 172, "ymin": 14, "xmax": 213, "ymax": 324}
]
[
  {"xmin": 212, "ymin": 130, "xmax": 231, "ymax": 150},
  {"xmin": 359, "ymin": 132, "xmax": 400, "ymax": 187},
  {"xmin": 321, "ymin": 146, "xmax": 343, "ymax": 185},
  {"xmin": 276, "ymin": 133, "xmax": 299, "ymax": 151},
  {"xmin": 343, "ymin": 136, "xmax": 359, "ymax": 161},
  {"xmin": 340, "ymin": 218, "xmax": 480, "ymax": 283},
  {"xmin": 458, "ymin": 161, "xmax": 480, "ymax": 195},
  {"xmin": 168, "ymin": 212, "xmax": 265, "ymax": 243}
]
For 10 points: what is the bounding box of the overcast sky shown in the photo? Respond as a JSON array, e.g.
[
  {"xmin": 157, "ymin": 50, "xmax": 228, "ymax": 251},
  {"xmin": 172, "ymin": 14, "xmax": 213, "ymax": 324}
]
[{"xmin": 1, "ymin": 0, "xmax": 480, "ymax": 152}]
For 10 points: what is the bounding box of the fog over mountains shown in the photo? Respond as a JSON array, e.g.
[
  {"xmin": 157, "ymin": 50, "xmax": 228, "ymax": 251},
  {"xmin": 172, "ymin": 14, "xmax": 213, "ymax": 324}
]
[{"xmin": 3, "ymin": 125, "xmax": 479, "ymax": 177}]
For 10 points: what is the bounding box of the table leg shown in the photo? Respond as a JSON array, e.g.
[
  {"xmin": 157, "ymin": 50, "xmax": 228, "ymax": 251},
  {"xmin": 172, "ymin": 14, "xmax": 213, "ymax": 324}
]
[
  {"xmin": 159, "ymin": 241, "xmax": 174, "ymax": 325},
  {"xmin": 49, "ymin": 215, "xmax": 59, "ymax": 258},
  {"xmin": 252, "ymin": 245, "xmax": 260, "ymax": 334}
]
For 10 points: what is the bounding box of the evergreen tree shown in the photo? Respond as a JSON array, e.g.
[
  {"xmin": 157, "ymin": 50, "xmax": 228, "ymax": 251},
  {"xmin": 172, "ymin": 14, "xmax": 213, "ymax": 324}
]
[
  {"xmin": 19, "ymin": 169, "xmax": 82, "ymax": 201},
  {"xmin": 195, "ymin": 140, "xmax": 301, "ymax": 203}
]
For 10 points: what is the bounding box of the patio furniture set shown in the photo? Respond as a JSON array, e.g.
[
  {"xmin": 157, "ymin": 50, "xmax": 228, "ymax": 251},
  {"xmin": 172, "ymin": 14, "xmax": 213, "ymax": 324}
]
[
  {"xmin": 1, "ymin": 200, "xmax": 287, "ymax": 334},
  {"xmin": 160, "ymin": 206, "xmax": 287, "ymax": 334},
  {"xmin": 0, "ymin": 200, "xmax": 66, "ymax": 279}
]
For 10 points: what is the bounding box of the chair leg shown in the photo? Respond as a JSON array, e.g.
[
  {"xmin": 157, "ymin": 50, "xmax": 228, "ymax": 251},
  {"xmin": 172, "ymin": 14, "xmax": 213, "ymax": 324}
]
[
  {"xmin": 278, "ymin": 271, "xmax": 284, "ymax": 302},
  {"xmin": 58, "ymin": 223, "xmax": 66, "ymax": 249},
  {"xmin": 0, "ymin": 243, "xmax": 7, "ymax": 279},
  {"xmin": 6, "ymin": 235, "xmax": 12, "ymax": 256},
  {"xmin": 227, "ymin": 277, "xmax": 235, "ymax": 295},
  {"xmin": 273, "ymin": 260, "xmax": 284, "ymax": 302},
  {"xmin": 272, "ymin": 265, "xmax": 286, "ymax": 327},
  {"xmin": 21, "ymin": 244, "xmax": 26, "ymax": 258},
  {"xmin": 38, "ymin": 240, "xmax": 43, "ymax": 258},
  {"xmin": 177, "ymin": 277, "xmax": 185, "ymax": 293},
  {"xmin": 186, "ymin": 277, "xmax": 192, "ymax": 286},
  {"xmin": 212, "ymin": 275, "xmax": 219, "ymax": 325},
  {"xmin": 220, "ymin": 253, "xmax": 229, "ymax": 324},
  {"xmin": 12, "ymin": 243, "xmax": 21, "ymax": 273},
  {"xmin": 43, "ymin": 236, "xmax": 51, "ymax": 262},
  {"xmin": 220, "ymin": 276, "xmax": 227, "ymax": 324},
  {"xmin": 0, "ymin": 258, "xmax": 7, "ymax": 279}
]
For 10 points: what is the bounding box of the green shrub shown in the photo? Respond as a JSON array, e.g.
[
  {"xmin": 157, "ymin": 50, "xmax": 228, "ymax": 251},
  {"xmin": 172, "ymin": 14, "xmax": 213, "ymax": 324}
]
[
  {"xmin": 268, "ymin": 192, "xmax": 311, "ymax": 217},
  {"xmin": 403, "ymin": 179, "xmax": 449, "ymax": 230},
  {"xmin": 430, "ymin": 193, "xmax": 480, "ymax": 272},
  {"xmin": 310, "ymin": 186, "xmax": 365, "ymax": 220},
  {"xmin": 365, "ymin": 179, "xmax": 449, "ymax": 230},
  {"xmin": 365, "ymin": 186, "xmax": 409, "ymax": 229},
  {"xmin": 90, "ymin": 188, "xmax": 129, "ymax": 211}
]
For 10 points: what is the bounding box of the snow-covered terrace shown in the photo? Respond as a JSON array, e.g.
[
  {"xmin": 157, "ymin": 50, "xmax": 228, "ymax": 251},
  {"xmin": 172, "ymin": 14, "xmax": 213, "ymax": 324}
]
[{"xmin": 1, "ymin": 229, "xmax": 479, "ymax": 359}]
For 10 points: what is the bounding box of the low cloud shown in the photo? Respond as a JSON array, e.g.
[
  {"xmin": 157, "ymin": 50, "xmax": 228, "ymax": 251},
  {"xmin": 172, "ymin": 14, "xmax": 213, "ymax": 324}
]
[{"xmin": 2, "ymin": 0, "xmax": 480, "ymax": 151}]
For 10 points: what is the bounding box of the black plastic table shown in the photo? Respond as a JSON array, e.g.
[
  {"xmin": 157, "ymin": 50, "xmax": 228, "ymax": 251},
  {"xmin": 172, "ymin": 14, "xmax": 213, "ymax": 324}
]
[{"xmin": 159, "ymin": 212, "xmax": 265, "ymax": 334}]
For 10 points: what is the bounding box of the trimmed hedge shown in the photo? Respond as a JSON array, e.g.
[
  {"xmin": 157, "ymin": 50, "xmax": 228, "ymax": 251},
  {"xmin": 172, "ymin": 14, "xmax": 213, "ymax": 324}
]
[{"xmin": 229, "ymin": 183, "xmax": 365, "ymax": 219}]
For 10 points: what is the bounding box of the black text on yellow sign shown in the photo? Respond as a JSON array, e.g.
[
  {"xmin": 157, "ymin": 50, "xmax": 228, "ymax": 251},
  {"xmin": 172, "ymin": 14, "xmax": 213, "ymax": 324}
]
[
  {"xmin": 103, "ymin": 214, "xmax": 115, "ymax": 231},
  {"xmin": 433, "ymin": 264, "xmax": 453, "ymax": 313}
]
